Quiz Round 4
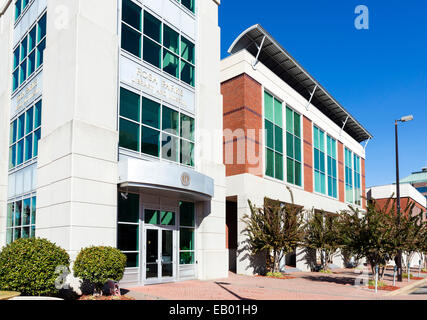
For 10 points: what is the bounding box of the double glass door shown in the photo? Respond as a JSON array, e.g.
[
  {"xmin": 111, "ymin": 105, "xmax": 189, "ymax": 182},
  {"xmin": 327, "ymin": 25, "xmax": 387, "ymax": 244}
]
[{"xmin": 144, "ymin": 209, "xmax": 177, "ymax": 284}]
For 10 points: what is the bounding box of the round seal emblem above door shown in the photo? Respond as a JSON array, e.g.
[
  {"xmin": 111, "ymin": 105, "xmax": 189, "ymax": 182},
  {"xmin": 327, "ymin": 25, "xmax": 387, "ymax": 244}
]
[{"xmin": 181, "ymin": 172, "xmax": 191, "ymax": 186}]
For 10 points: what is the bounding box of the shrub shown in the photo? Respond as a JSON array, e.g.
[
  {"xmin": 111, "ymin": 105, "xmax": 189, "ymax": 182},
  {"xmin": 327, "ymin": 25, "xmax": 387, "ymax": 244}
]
[
  {"xmin": 73, "ymin": 246, "xmax": 126, "ymax": 293},
  {"xmin": 266, "ymin": 272, "xmax": 283, "ymax": 278},
  {"xmin": 368, "ymin": 279, "xmax": 386, "ymax": 287},
  {"xmin": 0, "ymin": 238, "xmax": 70, "ymax": 296}
]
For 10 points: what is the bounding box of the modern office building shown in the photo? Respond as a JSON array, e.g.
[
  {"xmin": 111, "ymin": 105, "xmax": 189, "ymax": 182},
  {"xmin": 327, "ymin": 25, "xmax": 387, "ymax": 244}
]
[
  {"xmin": 401, "ymin": 167, "xmax": 427, "ymax": 201},
  {"xmin": 221, "ymin": 25, "xmax": 372, "ymax": 273},
  {"xmin": 0, "ymin": 0, "xmax": 228, "ymax": 286}
]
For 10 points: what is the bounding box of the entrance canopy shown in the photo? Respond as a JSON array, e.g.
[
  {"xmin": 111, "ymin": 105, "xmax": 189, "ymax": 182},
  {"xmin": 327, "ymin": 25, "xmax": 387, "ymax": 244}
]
[
  {"xmin": 118, "ymin": 157, "xmax": 214, "ymax": 201},
  {"xmin": 228, "ymin": 24, "xmax": 373, "ymax": 143}
]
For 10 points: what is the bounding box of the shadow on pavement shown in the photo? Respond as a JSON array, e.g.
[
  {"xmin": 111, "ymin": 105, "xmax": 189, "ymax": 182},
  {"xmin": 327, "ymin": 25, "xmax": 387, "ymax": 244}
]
[
  {"xmin": 214, "ymin": 282, "xmax": 254, "ymax": 300},
  {"xmin": 301, "ymin": 275, "xmax": 356, "ymax": 286}
]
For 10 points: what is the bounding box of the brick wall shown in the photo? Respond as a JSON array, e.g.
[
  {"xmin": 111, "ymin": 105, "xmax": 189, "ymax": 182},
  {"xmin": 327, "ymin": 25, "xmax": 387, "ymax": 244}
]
[
  {"xmin": 221, "ymin": 74, "xmax": 263, "ymax": 177},
  {"xmin": 338, "ymin": 142, "xmax": 345, "ymax": 202},
  {"xmin": 303, "ymin": 116, "xmax": 313, "ymax": 193},
  {"xmin": 374, "ymin": 197, "xmax": 426, "ymax": 222}
]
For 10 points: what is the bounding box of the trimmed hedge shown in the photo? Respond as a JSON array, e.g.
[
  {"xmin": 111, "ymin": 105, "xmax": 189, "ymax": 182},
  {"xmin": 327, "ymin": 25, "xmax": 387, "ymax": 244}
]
[
  {"xmin": 73, "ymin": 246, "xmax": 126, "ymax": 291},
  {"xmin": 0, "ymin": 238, "xmax": 70, "ymax": 296}
]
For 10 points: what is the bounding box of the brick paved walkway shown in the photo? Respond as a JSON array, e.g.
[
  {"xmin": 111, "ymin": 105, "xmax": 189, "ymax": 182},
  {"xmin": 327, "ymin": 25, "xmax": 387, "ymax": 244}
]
[{"xmin": 125, "ymin": 269, "xmax": 427, "ymax": 300}]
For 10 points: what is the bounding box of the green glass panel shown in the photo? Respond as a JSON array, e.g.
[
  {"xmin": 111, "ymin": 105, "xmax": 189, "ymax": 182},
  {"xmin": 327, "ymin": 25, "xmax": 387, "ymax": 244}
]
[
  {"xmin": 180, "ymin": 252, "xmax": 194, "ymax": 265},
  {"xmin": 319, "ymin": 151, "xmax": 325, "ymax": 173},
  {"xmin": 19, "ymin": 60, "xmax": 27, "ymax": 84},
  {"xmin": 37, "ymin": 14, "xmax": 47, "ymax": 43},
  {"xmin": 274, "ymin": 125, "xmax": 283, "ymax": 153},
  {"xmin": 15, "ymin": 200, "xmax": 22, "ymax": 227},
  {"xmin": 35, "ymin": 101, "xmax": 42, "ymax": 128},
  {"xmin": 181, "ymin": 0, "xmax": 195, "ymax": 13},
  {"xmin": 143, "ymin": 11, "xmax": 161, "ymax": 42},
  {"xmin": 161, "ymin": 211, "xmax": 175, "ymax": 226},
  {"xmin": 314, "ymin": 149, "xmax": 319, "ymax": 170},
  {"xmin": 120, "ymin": 87, "xmax": 140, "ymax": 122},
  {"xmin": 314, "ymin": 171, "xmax": 320, "ymax": 193},
  {"xmin": 23, "ymin": 198, "xmax": 31, "ymax": 225},
  {"xmin": 6, "ymin": 229, "xmax": 13, "ymax": 244},
  {"xmin": 25, "ymin": 134, "xmax": 33, "ymax": 161},
  {"xmin": 27, "ymin": 51, "xmax": 35, "ymax": 76},
  {"xmin": 25, "ymin": 107, "xmax": 33, "ymax": 134},
  {"xmin": 161, "ymin": 133, "xmax": 179, "ymax": 162},
  {"xmin": 14, "ymin": 228, "xmax": 21, "ymax": 241},
  {"xmin": 294, "ymin": 112, "xmax": 301, "ymax": 137},
  {"xmin": 10, "ymin": 120, "xmax": 17, "ymax": 144},
  {"xmin": 118, "ymin": 192, "xmax": 139, "ymax": 223},
  {"xmin": 295, "ymin": 161, "xmax": 302, "ymax": 186},
  {"xmin": 13, "ymin": 47, "xmax": 19, "ymax": 69},
  {"xmin": 287, "ymin": 158, "xmax": 294, "ymax": 184},
  {"xmin": 265, "ymin": 148, "xmax": 274, "ymax": 177},
  {"xmin": 33, "ymin": 129, "xmax": 41, "ymax": 157},
  {"xmin": 179, "ymin": 201, "xmax": 195, "ymax": 227},
  {"xmin": 122, "ymin": 0, "xmax": 141, "ymax": 31},
  {"xmin": 180, "ymin": 114, "xmax": 194, "ymax": 141},
  {"xmin": 19, "ymin": 109, "xmax": 26, "ymax": 134},
  {"xmin": 286, "ymin": 132, "xmax": 293, "ymax": 158},
  {"xmin": 181, "ymin": 36, "xmax": 194, "ymax": 63},
  {"xmin": 265, "ymin": 120, "xmax": 274, "ymax": 149},
  {"xmin": 180, "ymin": 60, "xmax": 194, "ymax": 86},
  {"xmin": 15, "ymin": 0, "xmax": 21, "ymax": 21},
  {"xmin": 162, "ymin": 106, "xmax": 179, "ymax": 135},
  {"xmin": 319, "ymin": 130, "xmax": 325, "ymax": 151},
  {"xmin": 20, "ymin": 37, "xmax": 27, "ymax": 62},
  {"xmin": 117, "ymin": 224, "xmax": 138, "ymax": 251},
  {"xmin": 275, "ymin": 152, "xmax": 283, "ymax": 180},
  {"xmin": 121, "ymin": 24, "xmax": 141, "ymax": 57},
  {"xmin": 180, "ymin": 228, "xmax": 194, "ymax": 250},
  {"xmin": 30, "ymin": 225, "xmax": 35, "ymax": 238},
  {"xmin": 124, "ymin": 253, "xmax": 139, "ymax": 268},
  {"xmin": 141, "ymin": 97, "xmax": 160, "ymax": 128},
  {"xmin": 163, "ymin": 25, "xmax": 179, "ymax": 54},
  {"xmin": 143, "ymin": 36, "xmax": 161, "ymax": 68},
  {"xmin": 313, "ymin": 127, "xmax": 319, "ymax": 149},
  {"xmin": 274, "ymin": 98, "xmax": 282, "ymax": 127},
  {"xmin": 36, "ymin": 39, "xmax": 46, "ymax": 67},
  {"xmin": 119, "ymin": 118, "xmax": 139, "ymax": 151},
  {"xmin": 31, "ymin": 197, "xmax": 36, "ymax": 225},
  {"xmin": 7, "ymin": 203, "xmax": 14, "ymax": 228},
  {"xmin": 163, "ymin": 50, "xmax": 179, "ymax": 78},
  {"xmin": 9, "ymin": 145, "xmax": 16, "ymax": 169},
  {"xmin": 180, "ymin": 139, "xmax": 194, "ymax": 167},
  {"xmin": 141, "ymin": 126, "xmax": 160, "ymax": 157},
  {"xmin": 13, "ymin": 69, "xmax": 19, "ymax": 92},
  {"xmin": 294, "ymin": 137, "xmax": 301, "ymax": 162},
  {"xmin": 286, "ymin": 107, "xmax": 293, "ymax": 134},
  {"xmin": 264, "ymin": 92, "xmax": 274, "ymax": 123},
  {"xmin": 145, "ymin": 209, "xmax": 159, "ymax": 224},
  {"xmin": 17, "ymin": 139, "xmax": 24, "ymax": 165},
  {"xmin": 28, "ymin": 26, "xmax": 36, "ymax": 51}
]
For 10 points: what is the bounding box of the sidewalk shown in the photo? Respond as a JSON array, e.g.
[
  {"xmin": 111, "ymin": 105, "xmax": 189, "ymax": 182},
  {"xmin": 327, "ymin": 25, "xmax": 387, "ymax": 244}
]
[{"xmin": 125, "ymin": 269, "xmax": 427, "ymax": 300}]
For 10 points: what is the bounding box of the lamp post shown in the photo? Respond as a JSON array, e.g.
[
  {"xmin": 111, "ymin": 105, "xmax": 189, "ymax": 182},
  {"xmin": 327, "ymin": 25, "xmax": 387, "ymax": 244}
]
[{"xmin": 395, "ymin": 114, "xmax": 414, "ymax": 282}]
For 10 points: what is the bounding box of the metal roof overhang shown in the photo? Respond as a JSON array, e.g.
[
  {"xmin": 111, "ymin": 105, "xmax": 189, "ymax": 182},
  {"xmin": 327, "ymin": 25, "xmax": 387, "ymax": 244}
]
[{"xmin": 228, "ymin": 24, "xmax": 373, "ymax": 143}]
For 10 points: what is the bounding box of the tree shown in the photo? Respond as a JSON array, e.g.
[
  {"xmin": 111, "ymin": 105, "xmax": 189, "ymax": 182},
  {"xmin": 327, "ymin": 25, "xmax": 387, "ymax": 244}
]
[
  {"xmin": 242, "ymin": 191, "xmax": 305, "ymax": 273},
  {"xmin": 304, "ymin": 210, "xmax": 341, "ymax": 271}
]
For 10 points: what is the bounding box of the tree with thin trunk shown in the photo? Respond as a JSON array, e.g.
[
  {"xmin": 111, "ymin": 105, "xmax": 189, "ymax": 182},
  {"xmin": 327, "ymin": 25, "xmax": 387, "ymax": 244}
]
[{"xmin": 242, "ymin": 191, "xmax": 305, "ymax": 273}]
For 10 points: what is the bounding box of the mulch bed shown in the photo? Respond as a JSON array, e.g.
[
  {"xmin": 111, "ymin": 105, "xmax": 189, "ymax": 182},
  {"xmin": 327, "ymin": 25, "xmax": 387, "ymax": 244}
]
[
  {"xmin": 255, "ymin": 275, "xmax": 296, "ymax": 280},
  {"xmin": 411, "ymin": 277, "xmax": 424, "ymax": 280},
  {"xmin": 78, "ymin": 295, "xmax": 135, "ymax": 300},
  {"xmin": 368, "ymin": 285, "xmax": 400, "ymax": 291}
]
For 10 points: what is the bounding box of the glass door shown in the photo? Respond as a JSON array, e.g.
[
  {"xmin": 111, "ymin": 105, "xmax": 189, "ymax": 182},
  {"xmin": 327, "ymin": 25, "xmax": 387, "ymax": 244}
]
[{"xmin": 145, "ymin": 228, "xmax": 159, "ymax": 280}]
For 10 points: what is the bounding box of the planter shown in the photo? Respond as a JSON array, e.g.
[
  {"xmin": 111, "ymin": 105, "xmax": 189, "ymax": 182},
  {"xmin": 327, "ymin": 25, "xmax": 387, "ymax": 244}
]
[{"xmin": 0, "ymin": 291, "xmax": 21, "ymax": 300}]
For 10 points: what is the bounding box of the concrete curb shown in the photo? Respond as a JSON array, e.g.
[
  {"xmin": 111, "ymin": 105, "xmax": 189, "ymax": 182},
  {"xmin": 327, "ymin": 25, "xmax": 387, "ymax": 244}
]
[{"xmin": 385, "ymin": 277, "xmax": 427, "ymax": 296}]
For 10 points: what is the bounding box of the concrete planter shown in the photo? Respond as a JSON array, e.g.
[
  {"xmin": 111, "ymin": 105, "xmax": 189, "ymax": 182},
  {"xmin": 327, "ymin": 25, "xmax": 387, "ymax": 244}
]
[{"xmin": 0, "ymin": 291, "xmax": 21, "ymax": 300}]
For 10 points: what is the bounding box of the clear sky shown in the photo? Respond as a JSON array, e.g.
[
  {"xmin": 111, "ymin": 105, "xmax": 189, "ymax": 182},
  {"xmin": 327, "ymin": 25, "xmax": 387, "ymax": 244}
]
[{"xmin": 219, "ymin": 0, "xmax": 427, "ymax": 187}]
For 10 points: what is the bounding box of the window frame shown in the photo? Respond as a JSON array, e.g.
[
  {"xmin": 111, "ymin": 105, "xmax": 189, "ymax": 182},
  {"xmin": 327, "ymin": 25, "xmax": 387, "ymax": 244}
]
[
  {"xmin": 285, "ymin": 105, "xmax": 302, "ymax": 187},
  {"xmin": 6, "ymin": 194, "xmax": 37, "ymax": 244}
]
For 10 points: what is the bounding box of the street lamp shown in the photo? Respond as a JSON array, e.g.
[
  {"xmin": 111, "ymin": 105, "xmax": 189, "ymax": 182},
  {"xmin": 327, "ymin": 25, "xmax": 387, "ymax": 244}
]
[{"xmin": 395, "ymin": 114, "xmax": 414, "ymax": 282}]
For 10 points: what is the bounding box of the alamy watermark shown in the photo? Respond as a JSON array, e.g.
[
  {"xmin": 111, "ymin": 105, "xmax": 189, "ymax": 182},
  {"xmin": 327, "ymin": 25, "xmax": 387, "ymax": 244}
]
[{"xmin": 355, "ymin": 5, "xmax": 369, "ymax": 30}]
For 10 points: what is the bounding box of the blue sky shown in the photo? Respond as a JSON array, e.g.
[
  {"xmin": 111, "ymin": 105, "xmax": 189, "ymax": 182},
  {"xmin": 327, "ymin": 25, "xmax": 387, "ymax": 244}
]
[{"xmin": 219, "ymin": 0, "xmax": 427, "ymax": 187}]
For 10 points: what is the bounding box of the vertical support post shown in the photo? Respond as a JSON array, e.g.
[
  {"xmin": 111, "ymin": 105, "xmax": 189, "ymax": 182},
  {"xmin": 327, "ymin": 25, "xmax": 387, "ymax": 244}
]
[
  {"xmin": 375, "ymin": 265, "xmax": 379, "ymax": 293},
  {"xmin": 395, "ymin": 120, "xmax": 403, "ymax": 282},
  {"xmin": 393, "ymin": 265, "xmax": 397, "ymax": 287},
  {"xmin": 419, "ymin": 260, "xmax": 422, "ymax": 278},
  {"xmin": 408, "ymin": 262, "xmax": 411, "ymax": 281}
]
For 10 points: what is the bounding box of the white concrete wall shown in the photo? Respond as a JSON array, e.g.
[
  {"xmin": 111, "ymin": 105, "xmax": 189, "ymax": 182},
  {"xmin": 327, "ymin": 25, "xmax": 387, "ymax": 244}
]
[
  {"xmin": 0, "ymin": 0, "xmax": 14, "ymax": 249},
  {"xmin": 36, "ymin": 0, "xmax": 119, "ymax": 259},
  {"xmin": 368, "ymin": 183, "xmax": 427, "ymax": 208},
  {"xmin": 195, "ymin": 0, "xmax": 228, "ymax": 280}
]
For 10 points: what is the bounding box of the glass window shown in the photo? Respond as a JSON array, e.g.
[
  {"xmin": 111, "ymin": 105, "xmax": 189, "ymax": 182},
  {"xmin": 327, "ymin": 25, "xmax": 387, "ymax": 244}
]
[
  {"xmin": 143, "ymin": 37, "xmax": 161, "ymax": 68},
  {"xmin": 36, "ymin": 39, "xmax": 46, "ymax": 67},
  {"xmin": 35, "ymin": 101, "xmax": 42, "ymax": 128},
  {"xmin": 17, "ymin": 139, "xmax": 24, "ymax": 165},
  {"xmin": 141, "ymin": 126, "xmax": 160, "ymax": 157},
  {"xmin": 10, "ymin": 120, "xmax": 17, "ymax": 144},
  {"xmin": 163, "ymin": 25, "xmax": 179, "ymax": 55},
  {"xmin": 18, "ymin": 114, "xmax": 24, "ymax": 139},
  {"xmin": 118, "ymin": 192, "xmax": 139, "ymax": 223},
  {"xmin": 120, "ymin": 88, "xmax": 140, "ymax": 122},
  {"xmin": 33, "ymin": 129, "xmax": 41, "ymax": 157},
  {"xmin": 12, "ymin": 69, "xmax": 19, "ymax": 92},
  {"xmin": 145, "ymin": 209, "xmax": 159, "ymax": 224},
  {"xmin": 19, "ymin": 59, "xmax": 27, "ymax": 84},
  {"xmin": 162, "ymin": 106, "xmax": 179, "ymax": 136},
  {"xmin": 180, "ymin": 114, "xmax": 195, "ymax": 141},
  {"xmin": 180, "ymin": 139, "xmax": 194, "ymax": 166},
  {"xmin": 327, "ymin": 136, "xmax": 338, "ymax": 198},
  {"xmin": 119, "ymin": 118, "xmax": 140, "ymax": 151},
  {"xmin": 313, "ymin": 126, "xmax": 326, "ymax": 195},
  {"xmin": 345, "ymin": 148, "xmax": 354, "ymax": 204},
  {"xmin": 26, "ymin": 107, "xmax": 33, "ymax": 134},
  {"xmin": 180, "ymin": 60, "xmax": 194, "ymax": 86},
  {"xmin": 23, "ymin": 198, "xmax": 31, "ymax": 225},
  {"xmin": 122, "ymin": 0, "xmax": 141, "ymax": 31},
  {"xmin": 161, "ymin": 133, "xmax": 179, "ymax": 162},
  {"xmin": 143, "ymin": 11, "xmax": 161, "ymax": 43},
  {"xmin": 15, "ymin": 0, "xmax": 21, "ymax": 20},
  {"xmin": 121, "ymin": 24, "xmax": 141, "ymax": 57},
  {"xmin": 20, "ymin": 37, "xmax": 27, "ymax": 62},
  {"xmin": 264, "ymin": 91, "xmax": 283, "ymax": 180},
  {"xmin": 163, "ymin": 50, "xmax": 179, "ymax": 78},
  {"xmin": 28, "ymin": 26, "xmax": 36, "ymax": 51},
  {"xmin": 179, "ymin": 201, "xmax": 195, "ymax": 227},
  {"xmin": 7, "ymin": 203, "xmax": 14, "ymax": 228},
  {"xmin": 161, "ymin": 211, "xmax": 175, "ymax": 226},
  {"xmin": 286, "ymin": 106, "xmax": 302, "ymax": 186},
  {"xmin": 117, "ymin": 224, "xmax": 138, "ymax": 252},
  {"xmin": 181, "ymin": 36, "xmax": 194, "ymax": 64},
  {"xmin": 13, "ymin": 47, "xmax": 19, "ymax": 69},
  {"xmin": 24, "ymin": 134, "xmax": 33, "ymax": 161},
  {"xmin": 354, "ymin": 154, "xmax": 361, "ymax": 206},
  {"xmin": 31, "ymin": 197, "xmax": 36, "ymax": 225},
  {"xmin": 141, "ymin": 97, "xmax": 160, "ymax": 128},
  {"xmin": 181, "ymin": 0, "xmax": 195, "ymax": 13},
  {"xmin": 37, "ymin": 14, "xmax": 47, "ymax": 43},
  {"xmin": 180, "ymin": 228, "xmax": 194, "ymax": 251},
  {"xmin": 28, "ymin": 51, "xmax": 35, "ymax": 76}
]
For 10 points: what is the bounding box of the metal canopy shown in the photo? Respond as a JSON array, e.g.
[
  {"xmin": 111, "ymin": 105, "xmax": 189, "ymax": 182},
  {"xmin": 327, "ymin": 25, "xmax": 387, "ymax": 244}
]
[{"xmin": 228, "ymin": 24, "xmax": 373, "ymax": 143}]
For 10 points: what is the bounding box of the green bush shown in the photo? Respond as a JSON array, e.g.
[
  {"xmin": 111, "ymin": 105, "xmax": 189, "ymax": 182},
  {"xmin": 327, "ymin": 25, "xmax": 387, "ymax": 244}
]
[
  {"xmin": 266, "ymin": 272, "xmax": 283, "ymax": 278},
  {"xmin": 368, "ymin": 279, "xmax": 386, "ymax": 287},
  {"xmin": 73, "ymin": 246, "xmax": 126, "ymax": 292},
  {"xmin": 0, "ymin": 238, "xmax": 70, "ymax": 296}
]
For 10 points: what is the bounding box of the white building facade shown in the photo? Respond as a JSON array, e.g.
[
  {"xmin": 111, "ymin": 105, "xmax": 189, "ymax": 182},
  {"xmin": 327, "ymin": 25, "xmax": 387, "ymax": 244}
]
[{"xmin": 0, "ymin": 0, "xmax": 228, "ymax": 286}]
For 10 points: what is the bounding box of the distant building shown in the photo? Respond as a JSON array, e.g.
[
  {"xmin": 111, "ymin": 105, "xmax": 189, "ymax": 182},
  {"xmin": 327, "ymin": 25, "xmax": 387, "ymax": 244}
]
[{"xmin": 401, "ymin": 167, "xmax": 427, "ymax": 201}]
